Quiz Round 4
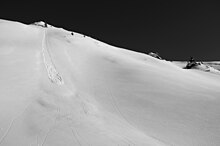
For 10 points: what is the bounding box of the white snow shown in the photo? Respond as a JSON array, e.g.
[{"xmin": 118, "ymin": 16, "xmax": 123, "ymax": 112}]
[{"xmin": 0, "ymin": 19, "xmax": 220, "ymax": 146}]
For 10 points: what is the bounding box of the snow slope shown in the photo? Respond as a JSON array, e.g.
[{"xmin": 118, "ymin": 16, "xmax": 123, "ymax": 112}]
[{"xmin": 0, "ymin": 19, "xmax": 220, "ymax": 146}]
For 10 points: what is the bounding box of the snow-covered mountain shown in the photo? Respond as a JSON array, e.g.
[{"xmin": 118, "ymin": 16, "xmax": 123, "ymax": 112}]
[{"xmin": 0, "ymin": 19, "xmax": 220, "ymax": 146}]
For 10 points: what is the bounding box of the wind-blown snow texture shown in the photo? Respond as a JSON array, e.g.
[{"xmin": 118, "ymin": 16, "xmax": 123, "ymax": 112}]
[{"xmin": 0, "ymin": 19, "xmax": 220, "ymax": 146}]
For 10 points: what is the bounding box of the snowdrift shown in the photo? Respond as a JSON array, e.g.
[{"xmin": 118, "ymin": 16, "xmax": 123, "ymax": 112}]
[{"xmin": 0, "ymin": 19, "xmax": 220, "ymax": 146}]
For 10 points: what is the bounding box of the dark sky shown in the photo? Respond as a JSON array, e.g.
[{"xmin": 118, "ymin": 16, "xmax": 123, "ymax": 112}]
[{"xmin": 1, "ymin": 1, "xmax": 220, "ymax": 61}]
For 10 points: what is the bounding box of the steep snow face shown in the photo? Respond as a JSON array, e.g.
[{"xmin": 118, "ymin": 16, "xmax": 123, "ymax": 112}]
[{"xmin": 0, "ymin": 20, "xmax": 220, "ymax": 146}]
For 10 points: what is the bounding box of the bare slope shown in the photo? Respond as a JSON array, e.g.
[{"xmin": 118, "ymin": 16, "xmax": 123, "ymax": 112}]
[{"xmin": 0, "ymin": 20, "xmax": 220, "ymax": 146}]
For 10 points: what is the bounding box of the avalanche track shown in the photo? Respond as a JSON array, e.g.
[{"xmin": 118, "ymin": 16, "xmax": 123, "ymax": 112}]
[{"xmin": 42, "ymin": 30, "xmax": 64, "ymax": 85}]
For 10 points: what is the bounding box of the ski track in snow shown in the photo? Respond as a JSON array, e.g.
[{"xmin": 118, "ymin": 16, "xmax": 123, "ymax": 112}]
[
  {"xmin": 71, "ymin": 127, "xmax": 83, "ymax": 146},
  {"xmin": 104, "ymin": 86, "xmax": 136, "ymax": 146},
  {"xmin": 41, "ymin": 110, "xmax": 59, "ymax": 146},
  {"xmin": 0, "ymin": 103, "xmax": 31, "ymax": 145}
]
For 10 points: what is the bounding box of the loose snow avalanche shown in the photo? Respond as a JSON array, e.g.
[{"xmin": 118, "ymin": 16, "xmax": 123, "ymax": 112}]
[{"xmin": 42, "ymin": 30, "xmax": 64, "ymax": 85}]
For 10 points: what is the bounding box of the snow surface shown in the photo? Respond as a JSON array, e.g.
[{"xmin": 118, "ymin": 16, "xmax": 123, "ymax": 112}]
[{"xmin": 0, "ymin": 19, "xmax": 220, "ymax": 146}]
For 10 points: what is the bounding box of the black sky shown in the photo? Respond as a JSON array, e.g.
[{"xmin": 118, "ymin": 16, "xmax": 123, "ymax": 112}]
[{"xmin": 1, "ymin": 1, "xmax": 220, "ymax": 61}]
